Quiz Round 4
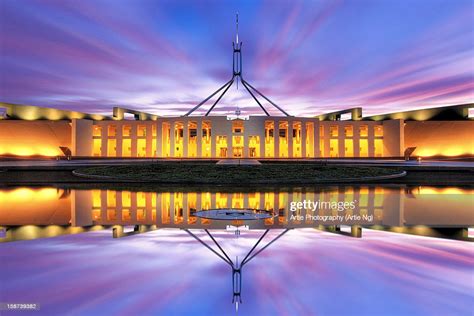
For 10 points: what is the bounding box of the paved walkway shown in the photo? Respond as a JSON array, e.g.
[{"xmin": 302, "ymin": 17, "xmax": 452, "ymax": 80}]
[{"xmin": 216, "ymin": 159, "xmax": 261, "ymax": 165}]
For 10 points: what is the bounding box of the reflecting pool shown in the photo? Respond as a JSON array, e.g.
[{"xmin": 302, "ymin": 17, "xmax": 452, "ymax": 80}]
[{"xmin": 0, "ymin": 184, "xmax": 472, "ymax": 315}]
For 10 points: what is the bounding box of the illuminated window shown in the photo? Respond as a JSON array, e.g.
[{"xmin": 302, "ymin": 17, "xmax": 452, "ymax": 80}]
[
  {"xmin": 344, "ymin": 126, "xmax": 353, "ymax": 137},
  {"xmin": 108, "ymin": 125, "xmax": 116, "ymax": 137},
  {"xmin": 248, "ymin": 136, "xmax": 260, "ymax": 158},
  {"xmin": 122, "ymin": 191, "xmax": 131, "ymax": 208},
  {"xmin": 319, "ymin": 125, "xmax": 324, "ymax": 137},
  {"xmin": 162, "ymin": 123, "xmax": 170, "ymax": 158},
  {"xmin": 374, "ymin": 139, "xmax": 383, "ymax": 157},
  {"xmin": 279, "ymin": 122, "xmax": 288, "ymax": 158},
  {"xmin": 319, "ymin": 137, "xmax": 324, "ymax": 157},
  {"xmin": 188, "ymin": 122, "xmax": 198, "ymax": 158},
  {"xmin": 92, "ymin": 126, "xmax": 102, "ymax": 137},
  {"xmin": 93, "ymin": 139, "xmax": 101, "ymax": 156},
  {"xmin": 174, "ymin": 122, "xmax": 184, "ymax": 158},
  {"xmin": 122, "ymin": 209, "xmax": 131, "ymax": 221},
  {"xmin": 138, "ymin": 125, "xmax": 146, "ymax": 137},
  {"xmin": 137, "ymin": 192, "xmax": 146, "ymax": 208},
  {"xmin": 305, "ymin": 123, "xmax": 314, "ymax": 158},
  {"xmin": 107, "ymin": 209, "xmax": 117, "ymax": 221},
  {"xmin": 137, "ymin": 139, "xmax": 146, "ymax": 157},
  {"xmin": 152, "ymin": 125, "xmax": 157, "ymax": 137},
  {"xmin": 329, "ymin": 139, "xmax": 338, "ymax": 157},
  {"xmin": 360, "ymin": 125, "xmax": 368, "ymax": 137},
  {"xmin": 161, "ymin": 192, "xmax": 171, "ymax": 224},
  {"xmin": 329, "ymin": 126, "xmax": 338, "ymax": 137},
  {"xmin": 375, "ymin": 125, "xmax": 383, "ymax": 137},
  {"xmin": 360, "ymin": 139, "xmax": 368, "ymax": 157},
  {"xmin": 107, "ymin": 190, "xmax": 116, "ymax": 207},
  {"xmin": 265, "ymin": 121, "xmax": 274, "ymax": 158},
  {"xmin": 248, "ymin": 193, "xmax": 260, "ymax": 209},
  {"xmin": 216, "ymin": 136, "xmax": 228, "ymax": 158},
  {"xmin": 92, "ymin": 190, "xmax": 101, "ymax": 208},
  {"xmin": 216, "ymin": 193, "xmax": 228, "ymax": 208},
  {"xmin": 92, "ymin": 209, "xmax": 101, "ymax": 221},
  {"xmin": 345, "ymin": 139, "xmax": 353, "ymax": 157},
  {"xmin": 122, "ymin": 139, "xmax": 132, "ymax": 157},
  {"xmin": 232, "ymin": 121, "xmax": 244, "ymax": 133},
  {"xmin": 107, "ymin": 139, "xmax": 116, "ymax": 157},
  {"xmin": 123, "ymin": 125, "xmax": 131, "ymax": 137},
  {"xmin": 137, "ymin": 209, "xmax": 146, "ymax": 221}
]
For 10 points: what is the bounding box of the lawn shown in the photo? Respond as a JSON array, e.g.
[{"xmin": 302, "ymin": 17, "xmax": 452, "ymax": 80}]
[{"xmin": 76, "ymin": 163, "xmax": 402, "ymax": 184}]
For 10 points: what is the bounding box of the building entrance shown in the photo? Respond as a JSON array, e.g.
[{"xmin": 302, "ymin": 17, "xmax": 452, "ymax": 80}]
[{"xmin": 233, "ymin": 147, "xmax": 243, "ymax": 158}]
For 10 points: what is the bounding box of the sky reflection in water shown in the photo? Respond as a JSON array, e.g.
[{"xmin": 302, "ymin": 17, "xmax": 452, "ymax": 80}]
[{"xmin": 0, "ymin": 228, "xmax": 473, "ymax": 315}]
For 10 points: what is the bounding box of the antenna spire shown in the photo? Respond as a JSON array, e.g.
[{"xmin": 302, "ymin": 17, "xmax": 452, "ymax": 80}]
[{"xmin": 236, "ymin": 12, "xmax": 239, "ymax": 44}]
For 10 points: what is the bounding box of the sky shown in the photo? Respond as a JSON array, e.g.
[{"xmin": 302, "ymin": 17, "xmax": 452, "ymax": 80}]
[{"xmin": 0, "ymin": 0, "xmax": 473, "ymax": 117}]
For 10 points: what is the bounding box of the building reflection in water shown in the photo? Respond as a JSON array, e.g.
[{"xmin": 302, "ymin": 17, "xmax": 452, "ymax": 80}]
[{"xmin": 0, "ymin": 186, "xmax": 472, "ymax": 242}]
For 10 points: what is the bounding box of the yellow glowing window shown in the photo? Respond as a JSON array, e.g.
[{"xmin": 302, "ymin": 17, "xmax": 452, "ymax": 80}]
[
  {"xmin": 319, "ymin": 125, "xmax": 324, "ymax": 137},
  {"xmin": 107, "ymin": 139, "xmax": 116, "ymax": 157},
  {"xmin": 216, "ymin": 193, "xmax": 228, "ymax": 208},
  {"xmin": 359, "ymin": 139, "xmax": 368, "ymax": 157},
  {"xmin": 122, "ymin": 139, "xmax": 131, "ymax": 157},
  {"xmin": 137, "ymin": 192, "xmax": 146, "ymax": 208},
  {"xmin": 107, "ymin": 190, "xmax": 116, "ymax": 207},
  {"xmin": 233, "ymin": 135, "xmax": 243, "ymax": 146},
  {"xmin": 345, "ymin": 139, "xmax": 353, "ymax": 157},
  {"xmin": 123, "ymin": 125, "xmax": 131, "ymax": 137},
  {"xmin": 92, "ymin": 209, "xmax": 101, "ymax": 221},
  {"xmin": 202, "ymin": 121, "xmax": 212, "ymax": 140},
  {"xmin": 108, "ymin": 125, "xmax": 116, "ymax": 137},
  {"xmin": 92, "ymin": 125, "xmax": 102, "ymax": 137},
  {"xmin": 122, "ymin": 209, "xmax": 131, "ymax": 221},
  {"xmin": 122, "ymin": 191, "xmax": 131, "ymax": 208},
  {"xmin": 137, "ymin": 139, "xmax": 146, "ymax": 157},
  {"xmin": 344, "ymin": 126, "xmax": 353, "ymax": 137},
  {"xmin": 329, "ymin": 139, "xmax": 338, "ymax": 157},
  {"xmin": 93, "ymin": 139, "xmax": 101, "ymax": 157},
  {"xmin": 151, "ymin": 193, "xmax": 157, "ymax": 208},
  {"xmin": 137, "ymin": 209, "xmax": 146, "ymax": 221},
  {"xmin": 233, "ymin": 121, "xmax": 244, "ymax": 133},
  {"xmin": 375, "ymin": 125, "xmax": 383, "ymax": 137},
  {"xmin": 360, "ymin": 125, "xmax": 368, "ymax": 137},
  {"xmin": 152, "ymin": 125, "xmax": 157, "ymax": 137},
  {"xmin": 248, "ymin": 136, "xmax": 260, "ymax": 158},
  {"xmin": 329, "ymin": 126, "xmax": 338, "ymax": 137},
  {"xmin": 138, "ymin": 125, "xmax": 146, "ymax": 137},
  {"xmin": 374, "ymin": 139, "xmax": 383, "ymax": 157},
  {"xmin": 107, "ymin": 209, "xmax": 117, "ymax": 221},
  {"xmin": 161, "ymin": 192, "xmax": 171, "ymax": 224},
  {"xmin": 92, "ymin": 190, "xmax": 101, "ymax": 208},
  {"xmin": 248, "ymin": 193, "xmax": 260, "ymax": 209},
  {"xmin": 201, "ymin": 192, "xmax": 212, "ymax": 210}
]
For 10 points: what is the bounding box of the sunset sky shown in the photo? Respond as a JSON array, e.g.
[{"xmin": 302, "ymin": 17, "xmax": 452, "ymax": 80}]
[{"xmin": 1, "ymin": 0, "xmax": 473, "ymax": 116}]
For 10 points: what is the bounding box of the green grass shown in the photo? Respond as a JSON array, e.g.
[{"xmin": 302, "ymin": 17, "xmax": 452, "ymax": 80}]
[{"xmin": 77, "ymin": 163, "xmax": 401, "ymax": 184}]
